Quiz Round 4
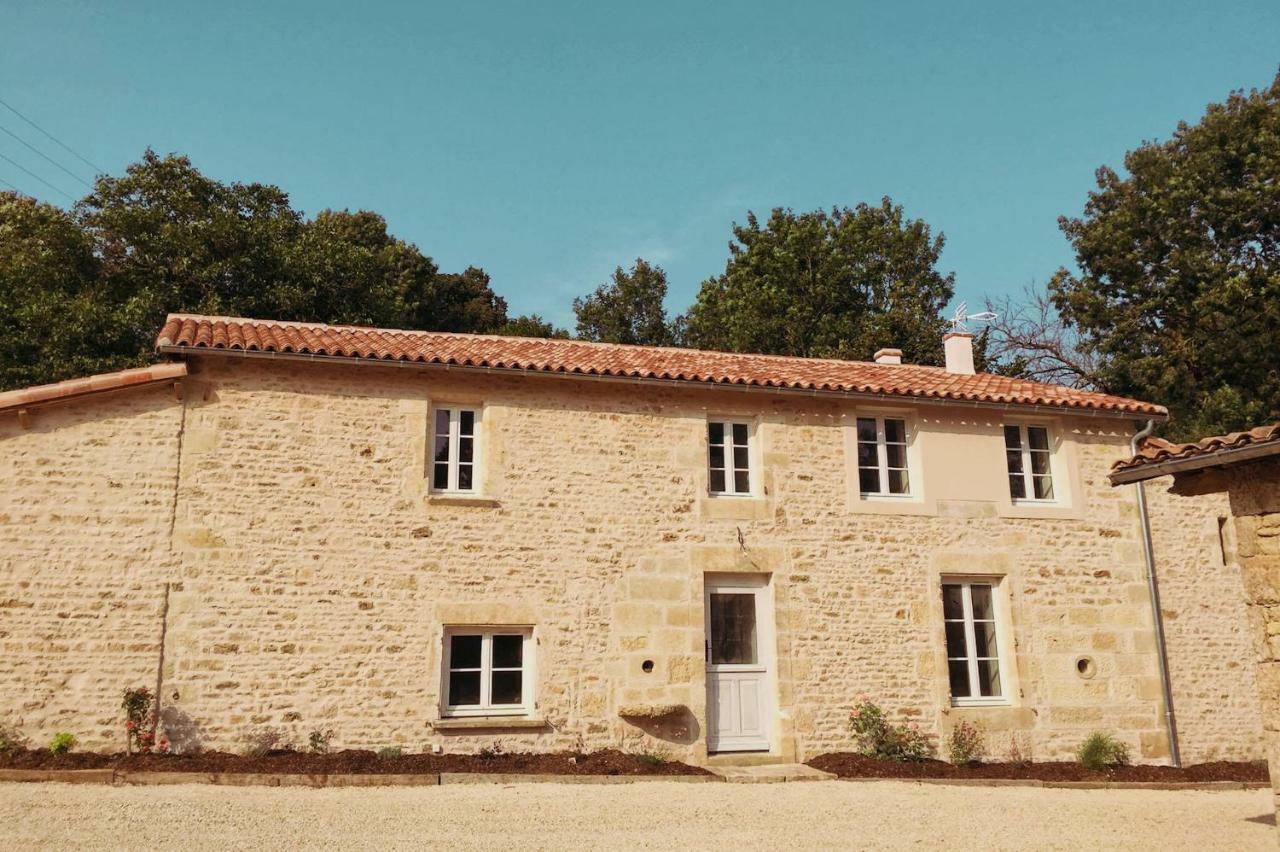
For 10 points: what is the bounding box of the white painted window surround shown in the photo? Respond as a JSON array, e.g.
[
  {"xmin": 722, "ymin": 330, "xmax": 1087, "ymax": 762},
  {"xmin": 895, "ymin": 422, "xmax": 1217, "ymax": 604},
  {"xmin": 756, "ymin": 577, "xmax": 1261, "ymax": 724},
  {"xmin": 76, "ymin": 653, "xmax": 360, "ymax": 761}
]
[
  {"xmin": 942, "ymin": 580, "xmax": 1008, "ymax": 706},
  {"xmin": 1004, "ymin": 424, "xmax": 1055, "ymax": 502},
  {"xmin": 442, "ymin": 627, "xmax": 534, "ymax": 717},
  {"xmin": 856, "ymin": 416, "xmax": 911, "ymax": 497},
  {"xmin": 431, "ymin": 407, "xmax": 478, "ymax": 493},
  {"xmin": 707, "ymin": 420, "xmax": 754, "ymax": 496}
]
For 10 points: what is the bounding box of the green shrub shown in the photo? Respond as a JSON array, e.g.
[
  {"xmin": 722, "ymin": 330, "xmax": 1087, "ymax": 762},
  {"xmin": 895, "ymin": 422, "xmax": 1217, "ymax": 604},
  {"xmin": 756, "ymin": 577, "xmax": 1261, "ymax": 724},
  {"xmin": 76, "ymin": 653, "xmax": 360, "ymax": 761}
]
[
  {"xmin": 241, "ymin": 726, "xmax": 289, "ymax": 758},
  {"xmin": 376, "ymin": 746, "xmax": 403, "ymax": 760},
  {"xmin": 947, "ymin": 720, "xmax": 985, "ymax": 765},
  {"xmin": 49, "ymin": 732, "xmax": 76, "ymax": 755},
  {"xmin": 1077, "ymin": 732, "xmax": 1130, "ymax": 770},
  {"xmin": 631, "ymin": 743, "xmax": 672, "ymax": 766},
  {"xmin": 849, "ymin": 698, "xmax": 932, "ymax": 762}
]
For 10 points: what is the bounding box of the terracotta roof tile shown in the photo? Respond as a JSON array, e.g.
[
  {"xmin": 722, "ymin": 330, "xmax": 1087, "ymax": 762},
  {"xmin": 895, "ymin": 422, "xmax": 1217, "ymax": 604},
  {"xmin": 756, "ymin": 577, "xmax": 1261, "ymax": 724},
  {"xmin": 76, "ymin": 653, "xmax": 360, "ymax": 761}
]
[
  {"xmin": 155, "ymin": 314, "xmax": 1166, "ymax": 417},
  {"xmin": 1111, "ymin": 423, "xmax": 1280, "ymax": 480},
  {"xmin": 0, "ymin": 363, "xmax": 187, "ymax": 414}
]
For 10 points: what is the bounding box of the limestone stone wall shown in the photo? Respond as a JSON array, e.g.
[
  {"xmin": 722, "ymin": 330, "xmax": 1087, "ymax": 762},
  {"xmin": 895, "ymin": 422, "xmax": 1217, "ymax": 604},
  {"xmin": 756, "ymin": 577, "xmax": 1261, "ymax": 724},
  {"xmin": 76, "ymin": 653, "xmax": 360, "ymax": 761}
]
[
  {"xmin": 0, "ymin": 386, "xmax": 181, "ymax": 749},
  {"xmin": 0, "ymin": 355, "xmax": 1264, "ymax": 766}
]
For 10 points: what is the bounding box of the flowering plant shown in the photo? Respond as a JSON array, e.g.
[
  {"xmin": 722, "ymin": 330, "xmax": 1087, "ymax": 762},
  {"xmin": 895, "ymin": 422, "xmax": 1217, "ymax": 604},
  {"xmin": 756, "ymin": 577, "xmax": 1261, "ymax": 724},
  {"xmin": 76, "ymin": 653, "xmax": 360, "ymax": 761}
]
[
  {"xmin": 849, "ymin": 697, "xmax": 933, "ymax": 762},
  {"xmin": 122, "ymin": 687, "xmax": 157, "ymax": 754}
]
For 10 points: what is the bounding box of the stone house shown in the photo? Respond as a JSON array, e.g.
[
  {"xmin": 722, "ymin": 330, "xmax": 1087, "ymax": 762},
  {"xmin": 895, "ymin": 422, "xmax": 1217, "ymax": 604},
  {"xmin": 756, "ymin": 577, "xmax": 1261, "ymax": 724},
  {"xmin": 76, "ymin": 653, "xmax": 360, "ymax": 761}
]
[
  {"xmin": 1111, "ymin": 424, "xmax": 1280, "ymax": 810},
  {"xmin": 0, "ymin": 314, "xmax": 1264, "ymax": 766}
]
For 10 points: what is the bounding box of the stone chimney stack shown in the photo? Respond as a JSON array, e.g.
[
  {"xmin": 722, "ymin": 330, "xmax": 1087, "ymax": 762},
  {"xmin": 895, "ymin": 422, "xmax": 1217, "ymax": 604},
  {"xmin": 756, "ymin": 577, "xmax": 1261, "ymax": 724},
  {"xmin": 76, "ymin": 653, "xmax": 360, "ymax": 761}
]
[
  {"xmin": 873, "ymin": 348, "xmax": 902, "ymax": 366},
  {"xmin": 943, "ymin": 332, "xmax": 975, "ymax": 374}
]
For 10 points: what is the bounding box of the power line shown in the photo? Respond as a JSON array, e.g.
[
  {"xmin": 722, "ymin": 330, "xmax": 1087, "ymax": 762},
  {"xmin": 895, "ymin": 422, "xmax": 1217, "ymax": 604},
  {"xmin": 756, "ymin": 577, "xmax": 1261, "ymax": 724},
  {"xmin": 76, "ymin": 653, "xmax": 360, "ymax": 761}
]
[
  {"xmin": 0, "ymin": 123, "xmax": 93, "ymax": 188},
  {"xmin": 0, "ymin": 96, "xmax": 105, "ymax": 175},
  {"xmin": 0, "ymin": 151, "xmax": 74, "ymax": 200}
]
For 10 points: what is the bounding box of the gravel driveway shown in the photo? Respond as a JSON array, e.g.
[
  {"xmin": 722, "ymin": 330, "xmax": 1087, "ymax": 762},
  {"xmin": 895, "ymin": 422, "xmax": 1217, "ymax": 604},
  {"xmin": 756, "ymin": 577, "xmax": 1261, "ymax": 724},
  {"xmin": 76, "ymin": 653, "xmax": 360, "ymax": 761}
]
[{"xmin": 3, "ymin": 780, "xmax": 1274, "ymax": 850}]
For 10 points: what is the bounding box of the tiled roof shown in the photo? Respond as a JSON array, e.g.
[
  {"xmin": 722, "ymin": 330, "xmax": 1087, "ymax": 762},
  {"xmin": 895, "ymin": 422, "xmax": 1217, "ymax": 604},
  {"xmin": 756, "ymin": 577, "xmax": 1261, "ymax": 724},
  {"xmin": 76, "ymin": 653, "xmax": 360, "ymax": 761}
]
[
  {"xmin": 155, "ymin": 314, "xmax": 1166, "ymax": 417},
  {"xmin": 1110, "ymin": 423, "xmax": 1280, "ymax": 483},
  {"xmin": 0, "ymin": 363, "xmax": 187, "ymax": 414}
]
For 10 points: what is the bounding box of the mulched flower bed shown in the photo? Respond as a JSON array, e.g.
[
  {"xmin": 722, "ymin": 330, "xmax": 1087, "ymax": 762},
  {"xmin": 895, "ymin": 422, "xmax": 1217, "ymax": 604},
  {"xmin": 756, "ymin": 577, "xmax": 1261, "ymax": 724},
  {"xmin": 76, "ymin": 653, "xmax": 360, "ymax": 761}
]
[
  {"xmin": 0, "ymin": 748, "xmax": 709, "ymax": 777},
  {"xmin": 808, "ymin": 753, "xmax": 1269, "ymax": 783}
]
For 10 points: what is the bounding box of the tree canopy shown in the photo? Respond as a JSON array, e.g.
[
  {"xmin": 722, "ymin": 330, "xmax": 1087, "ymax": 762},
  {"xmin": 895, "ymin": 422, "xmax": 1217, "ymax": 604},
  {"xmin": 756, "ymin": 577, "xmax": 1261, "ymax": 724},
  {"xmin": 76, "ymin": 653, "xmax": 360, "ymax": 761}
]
[
  {"xmin": 573, "ymin": 258, "xmax": 677, "ymax": 346},
  {"xmin": 681, "ymin": 198, "xmax": 955, "ymax": 363},
  {"xmin": 1047, "ymin": 72, "xmax": 1280, "ymax": 438},
  {"xmin": 0, "ymin": 150, "xmax": 509, "ymax": 389}
]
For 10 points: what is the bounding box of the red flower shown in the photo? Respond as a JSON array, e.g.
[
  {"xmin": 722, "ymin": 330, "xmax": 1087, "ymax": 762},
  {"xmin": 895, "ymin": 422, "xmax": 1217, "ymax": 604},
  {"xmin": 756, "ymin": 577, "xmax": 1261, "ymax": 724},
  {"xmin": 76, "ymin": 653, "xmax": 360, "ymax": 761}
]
[{"xmin": 126, "ymin": 720, "xmax": 136, "ymax": 730}]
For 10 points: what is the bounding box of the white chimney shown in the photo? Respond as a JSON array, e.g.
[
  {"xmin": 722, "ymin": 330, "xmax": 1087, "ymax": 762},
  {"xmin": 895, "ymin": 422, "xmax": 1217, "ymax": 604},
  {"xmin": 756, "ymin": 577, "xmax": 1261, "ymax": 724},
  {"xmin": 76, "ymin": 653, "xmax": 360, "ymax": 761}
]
[
  {"xmin": 873, "ymin": 348, "xmax": 902, "ymax": 365},
  {"xmin": 943, "ymin": 332, "xmax": 975, "ymax": 374}
]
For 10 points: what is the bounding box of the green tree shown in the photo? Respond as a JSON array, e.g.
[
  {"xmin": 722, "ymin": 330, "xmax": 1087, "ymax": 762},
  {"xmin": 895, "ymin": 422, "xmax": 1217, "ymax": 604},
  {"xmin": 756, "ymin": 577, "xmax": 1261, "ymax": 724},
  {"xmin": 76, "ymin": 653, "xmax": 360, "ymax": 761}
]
[
  {"xmin": 1049, "ymin": 72, "xmax": 1280, "ymax": 439},
  {"xmin": 0, "ymin": 193, "xmax": 108, "ymax": 387},
  {"xmin": 573, "ymin": 258, "xmax": 676, "ymax": 345},
  {"xmin": 0, "ymin": 150, "xmax": 509, "ymax": 390},
  {"xmin": 497, "ymin": 314, "xmax": 571, "ymax": 338},
  {"xmin": 682, "ymin": 198, "xmax": 954, "ymax": 363}
]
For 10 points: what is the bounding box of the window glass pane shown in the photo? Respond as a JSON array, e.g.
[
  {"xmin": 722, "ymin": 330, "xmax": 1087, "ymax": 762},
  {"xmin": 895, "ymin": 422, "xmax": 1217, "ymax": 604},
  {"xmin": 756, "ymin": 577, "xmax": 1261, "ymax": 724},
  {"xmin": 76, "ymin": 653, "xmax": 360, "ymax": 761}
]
[
  {"xmin": 1027, "ymin": 427, "xmax": 1049, "ymax": 451},
  {"xmin": 942, "ymin": 585, "xmax": 964, "ymax": 619},
  {"xmin": 709, "ymin": 445, "xmax": 725, "ymax": 469},
  {"xmin": 1003, "ymin": 425, "xmax": 1022, "ymax": 449},
  {"xmin": 710, "ymin": 469, "xmax": 726, "ymax": 492},
  {"xmin": 1033, "ymin": 475, "xmax": 1054, "ymax": 500},
  {"xmin": 858, "ymin": 467, "xmax": 881, "ymax": 494},
  {"xmin": 977, "ymin": 659, "xmax": 1002, "ymax": 697},
  {"xmin": 448, "ymin": 670, "xmax": 481, "ymax": 706},
  {"xmin": 944, "ymin": 621, "xmax": 968, "ymax": 657},
  {"xmin": 733, "ymin": 446, "xmax": 749, "ymax": 470},
  {"xmin": 708, "ymin": 422, "xmax": 724, "ymax": 444},
  {"xmin": 1005, "ymin": 450, "xmax": 1023, "ymax": 474},
  {"xmin": 970, "ymin": 585, "xmax": 994, "ymax": 620},
  {"xmin": 457, "ymin": 465, "xmax": 473, "ymax": 491},
  {"xmin": 884, "ymin": 419, "xmax": 906, "ymax": 444},
  {"xmin": 733, "ymin": 470, "xmax": 751, "ymax": 493},
  {"xmin": 492, "ymin": 635, "xmax": 523, "ymax": 669},
  {"xmin": 1030, "ymin": 451, "xmax": 1050, "ymax": 475},
  {"xmin": 948, "ymin": 660, "xmax": 971, "ymax": 698},
  {"xmin": 450, "ymin": 634, "xmax": 482, "ymax": 669},
  {"xmin": 973, "ymin": 621, "xmax": 998, "ymax": 657},
  {"xmin": 459, "ymin": 409, "xmax": 475, "ymax": 436},
  {"xmin": 1009, "ymin": 474, "xmax": 1027, "ymax": 500},
  {"xmin": 435, "ymin": 409, "xmax": 451, "ymax": 439},
  {"xmin": 433, "ymin": 462, "xmax": 450, "ymax": 491},
  {"xmin": 887, "ymin": 469, "xmax": 909, "ymax": 494},
  {"xmin": 856, "ymin": 417, "xmax": 877, "ymax": 442},
  {"xmin": 710, "ymin": 593, "xmax": 757, "ymax": 664},
  {"xmin": 459, "ymin": 437, "xmax": 474, "ymax": 464},
  {"xmin": 885, "ymin": 443, "xmax": 906, "ymax": 469},
  {"xmin": 731, "ymin": 423, "xmax": 749, "ymax": 445},
  {"xmin": 857, "ymin": 442, "xmax": 877, "ymax": 467},
  {"xmin": 490, "ymin": 670, "xmax": 523, "ymax": 705}
]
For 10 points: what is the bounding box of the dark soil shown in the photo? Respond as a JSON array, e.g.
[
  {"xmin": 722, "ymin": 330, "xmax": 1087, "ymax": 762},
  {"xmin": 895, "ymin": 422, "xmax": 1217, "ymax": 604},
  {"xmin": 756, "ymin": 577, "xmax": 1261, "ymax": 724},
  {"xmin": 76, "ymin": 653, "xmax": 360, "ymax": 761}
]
[
  {"xmin": 0, "ymin": 747, "xmax": 709, "ymax": 776},
  {"xmin": 808, "ymin": 753, "xmax": 1269, "ymax": 783}
]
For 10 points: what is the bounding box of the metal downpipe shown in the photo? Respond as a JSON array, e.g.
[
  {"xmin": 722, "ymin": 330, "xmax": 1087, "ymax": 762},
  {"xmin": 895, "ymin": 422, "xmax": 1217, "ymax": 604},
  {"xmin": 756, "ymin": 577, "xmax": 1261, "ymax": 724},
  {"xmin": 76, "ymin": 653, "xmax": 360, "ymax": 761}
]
[{"xmin": 1131, "ymin": 418, "xmax": 1181, "ymax": 767}]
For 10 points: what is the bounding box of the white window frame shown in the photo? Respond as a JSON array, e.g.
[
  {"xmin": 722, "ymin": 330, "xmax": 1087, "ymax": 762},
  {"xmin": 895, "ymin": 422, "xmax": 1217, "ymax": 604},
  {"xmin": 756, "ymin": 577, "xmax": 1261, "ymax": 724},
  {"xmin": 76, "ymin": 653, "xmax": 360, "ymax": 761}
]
[
  {"xmin": 707, "ymin": 419, "xmax": 755, "ymax": 497},
  {"xmin": 942, "ymin": 579, "xmax": 1009, "ymax": 707},
  {"xmin": 856, "ymin": 415, "xmax": 912, "ymax": 498},
  {"xmin": 441, "ymin": 627, "xmax": 534, "ymax": 718},
  {"xmin": 1004, "ymin": 423, "xmax": 1056, "ymax": 504},
  {"xmin": 430, "ymin": 406, "xmax": 480, "ymax": 494}
]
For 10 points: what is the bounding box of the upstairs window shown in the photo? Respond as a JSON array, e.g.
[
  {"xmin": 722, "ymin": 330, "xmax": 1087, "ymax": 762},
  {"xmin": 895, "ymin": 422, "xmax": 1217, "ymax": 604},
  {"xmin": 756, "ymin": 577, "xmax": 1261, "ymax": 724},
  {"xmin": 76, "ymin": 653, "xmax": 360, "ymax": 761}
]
[
  {"xmin": 442, "ymin": 627, "xmax": 532, "ymax": 717},
  {"xmin": 708, "ymin": 420, "xmax": 752, "ymax": 496},
  {"xmin": 1004, "ymin": 425, "xmax": 1054, "ymax": 501},
  {"xmin": 857, "ymin": 416, "xmax": 910, "ymax": 496},
  {"xmin": 432, "ymin": 407, "xmax": 477, "ymax": 492},
  {"xmin": 942, "ymin": 580, "xmax": 1005, "ymax": 705}
]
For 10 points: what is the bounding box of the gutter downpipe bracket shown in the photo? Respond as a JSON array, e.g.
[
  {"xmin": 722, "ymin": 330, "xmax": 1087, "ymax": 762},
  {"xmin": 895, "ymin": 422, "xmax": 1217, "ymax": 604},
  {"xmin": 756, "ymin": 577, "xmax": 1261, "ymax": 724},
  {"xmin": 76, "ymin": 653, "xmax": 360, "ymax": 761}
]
[{"xmin": 1132, "ymin": 419, "xmax": 1181, "ymax": 767}]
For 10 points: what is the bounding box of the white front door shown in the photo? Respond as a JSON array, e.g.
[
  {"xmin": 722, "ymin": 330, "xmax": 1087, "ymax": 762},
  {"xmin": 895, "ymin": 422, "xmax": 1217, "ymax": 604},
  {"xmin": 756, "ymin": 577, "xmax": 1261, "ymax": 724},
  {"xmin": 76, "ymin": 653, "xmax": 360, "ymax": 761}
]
[{"xmin": 705, "ymin": 575, "xmax": 773, "ymax": 752}]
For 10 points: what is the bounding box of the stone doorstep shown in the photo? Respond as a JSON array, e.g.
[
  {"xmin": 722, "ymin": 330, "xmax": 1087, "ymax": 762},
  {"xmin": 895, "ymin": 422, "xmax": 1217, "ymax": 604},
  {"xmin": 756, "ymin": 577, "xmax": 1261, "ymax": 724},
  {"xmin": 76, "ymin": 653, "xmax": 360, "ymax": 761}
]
[{"xmin": 707, "ymin": 764, "xmax": 837, "ymax": 783}]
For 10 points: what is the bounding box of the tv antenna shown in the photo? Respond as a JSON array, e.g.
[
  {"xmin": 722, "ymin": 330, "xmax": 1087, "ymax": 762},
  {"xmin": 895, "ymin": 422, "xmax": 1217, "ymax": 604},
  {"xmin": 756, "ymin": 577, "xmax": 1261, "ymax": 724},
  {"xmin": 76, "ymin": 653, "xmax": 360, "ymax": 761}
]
[{"xmin": 950, "ymin": 302, "xmax": 997, "ymax": 333}]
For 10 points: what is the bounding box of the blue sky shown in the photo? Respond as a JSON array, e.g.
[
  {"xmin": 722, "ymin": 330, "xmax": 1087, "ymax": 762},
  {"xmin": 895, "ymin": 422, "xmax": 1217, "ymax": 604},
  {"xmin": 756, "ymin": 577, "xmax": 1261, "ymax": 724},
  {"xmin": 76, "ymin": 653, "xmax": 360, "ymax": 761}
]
[{"xmin": 3, "ymin": 1, "xmax": 1278, "ymax": 327}]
